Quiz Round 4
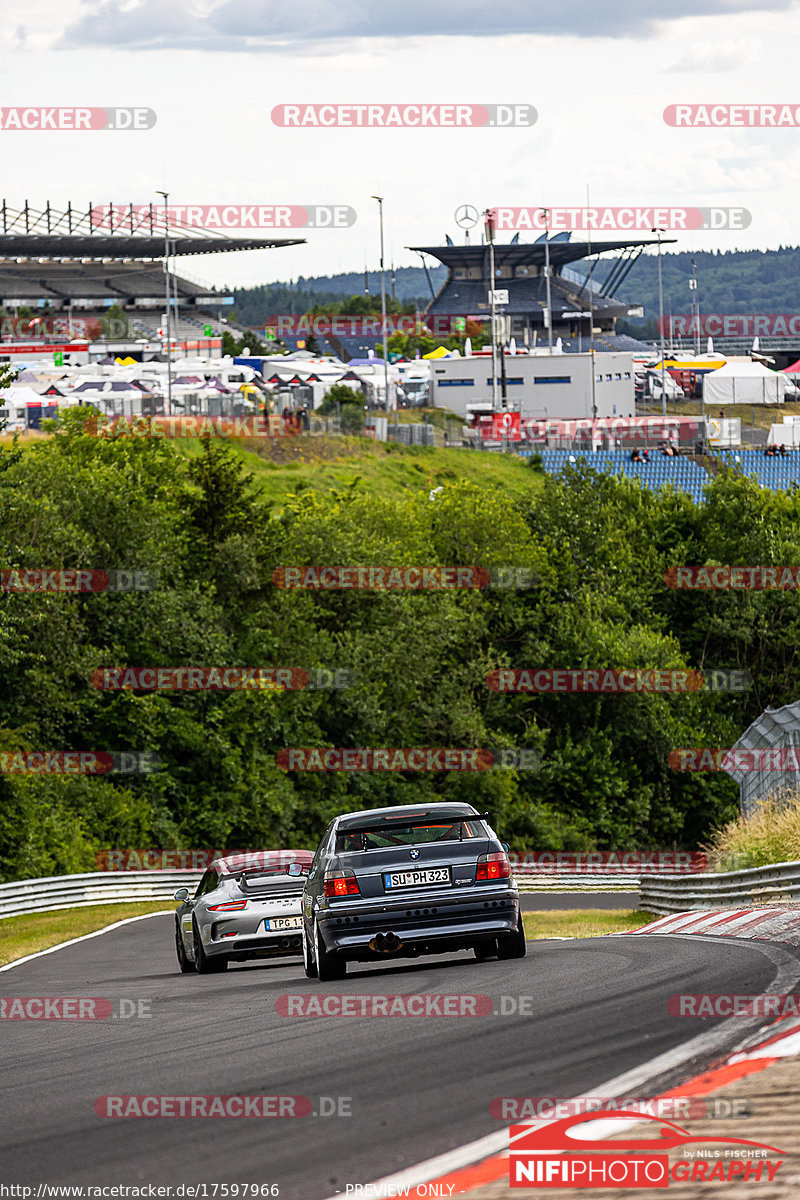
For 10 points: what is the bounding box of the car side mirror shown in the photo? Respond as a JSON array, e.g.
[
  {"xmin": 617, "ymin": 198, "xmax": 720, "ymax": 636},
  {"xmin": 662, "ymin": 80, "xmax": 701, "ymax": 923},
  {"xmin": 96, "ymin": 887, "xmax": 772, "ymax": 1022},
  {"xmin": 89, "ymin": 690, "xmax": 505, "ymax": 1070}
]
[
  {"xmin": 173, "ymin": 888, "xmax": 190, "ymax": 901},
  {"xmin": 287, "ymin": 863, "xmax": 302, "ymax": 877}
]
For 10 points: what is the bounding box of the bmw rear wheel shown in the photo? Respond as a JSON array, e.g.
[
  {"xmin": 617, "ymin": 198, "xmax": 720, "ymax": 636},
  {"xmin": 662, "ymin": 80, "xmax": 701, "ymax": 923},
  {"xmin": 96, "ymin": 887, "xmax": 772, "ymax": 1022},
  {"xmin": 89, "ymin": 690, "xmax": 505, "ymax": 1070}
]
[
  {"xmin": 303, "ymin": 921, "xmax": 318, "ymax": 979},
  {"xmin": 497, "ymin": 913, "xmax": 527, "ymax": 959},
  {"xmin": 315, "ymin": 919, "xmax": 346, "ymax": 981}
]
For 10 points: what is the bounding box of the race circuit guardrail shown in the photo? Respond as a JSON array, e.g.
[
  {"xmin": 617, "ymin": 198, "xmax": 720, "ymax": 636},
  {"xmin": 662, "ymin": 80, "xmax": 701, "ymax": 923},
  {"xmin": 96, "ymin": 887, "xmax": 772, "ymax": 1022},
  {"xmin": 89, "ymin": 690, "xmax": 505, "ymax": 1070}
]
[
  {"xmin": 512, "ymin": 869, "xmax": 639, "ymax": 894},
  {"xmin": 0, "ymin": 870, "xmax": 202, "ymax": 920},
  {"xmin": 0, "ymin": 866, "xmax": 642, "ymax": 920},
  {"xmin": 639, "ymin": 860, "xmax": 800, "ymax": 915}
]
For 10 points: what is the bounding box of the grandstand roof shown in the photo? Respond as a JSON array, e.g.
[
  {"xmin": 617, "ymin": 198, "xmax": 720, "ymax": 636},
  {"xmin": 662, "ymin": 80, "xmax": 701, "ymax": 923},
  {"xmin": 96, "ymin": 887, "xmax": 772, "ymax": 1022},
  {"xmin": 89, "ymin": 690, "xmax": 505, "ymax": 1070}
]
[
  {"xmin": 0, "ymin": 202, "xmax": 304, "ymax": 259},
  {"xmin": 408, "ymin": 238, "xmax": 673, "ymax": 272}
]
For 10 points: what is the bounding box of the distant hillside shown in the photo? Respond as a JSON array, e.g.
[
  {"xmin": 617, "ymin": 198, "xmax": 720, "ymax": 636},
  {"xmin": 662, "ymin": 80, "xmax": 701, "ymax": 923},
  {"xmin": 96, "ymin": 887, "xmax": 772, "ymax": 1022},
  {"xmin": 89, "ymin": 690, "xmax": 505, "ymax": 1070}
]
[
  {"xmin": 572, "ymin": 247, "xmax": 800, "ymax": 317},
  {"xmin": 232, "ymin": 266, "xmax": 446, "ymax": 325},
  {"xmin": 231, "ymin": 247, "xmax": 800, "ymax": 328}
]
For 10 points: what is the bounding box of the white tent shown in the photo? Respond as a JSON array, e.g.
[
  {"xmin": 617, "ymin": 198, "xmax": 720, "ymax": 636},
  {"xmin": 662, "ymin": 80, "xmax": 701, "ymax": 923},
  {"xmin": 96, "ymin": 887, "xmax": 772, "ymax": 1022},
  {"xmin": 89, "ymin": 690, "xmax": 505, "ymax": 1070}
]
[{"xmin": 703, "ymin": 360, "xmax": 784, "ymax": 406}]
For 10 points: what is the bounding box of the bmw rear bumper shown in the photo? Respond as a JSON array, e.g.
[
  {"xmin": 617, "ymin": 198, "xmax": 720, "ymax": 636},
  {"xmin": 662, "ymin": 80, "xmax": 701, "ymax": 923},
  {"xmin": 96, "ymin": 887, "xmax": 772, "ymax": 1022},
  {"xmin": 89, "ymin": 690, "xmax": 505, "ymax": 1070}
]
[{"xmin": 316, "ymin": 886, "xmax": 519, "ymax": 960}]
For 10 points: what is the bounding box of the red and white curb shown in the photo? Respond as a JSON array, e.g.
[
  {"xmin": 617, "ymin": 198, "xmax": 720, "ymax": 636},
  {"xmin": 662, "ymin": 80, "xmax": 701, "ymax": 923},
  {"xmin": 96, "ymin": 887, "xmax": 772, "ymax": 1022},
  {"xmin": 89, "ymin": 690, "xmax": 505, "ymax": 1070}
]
[{"xmin": 626, "ymin": 906, "xmax": 800, "ymax": 946}]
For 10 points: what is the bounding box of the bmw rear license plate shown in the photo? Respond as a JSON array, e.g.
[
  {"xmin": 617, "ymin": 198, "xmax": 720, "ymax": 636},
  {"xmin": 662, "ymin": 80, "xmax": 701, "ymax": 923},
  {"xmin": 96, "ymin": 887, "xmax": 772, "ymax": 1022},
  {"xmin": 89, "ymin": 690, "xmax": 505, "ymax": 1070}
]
[
  {"xmin": 384, "ymin": 867, "xmax": 451, "ymax": 890},
  {"xmin": 265, "ymin": 916, "xmax": 302, "ymax": 930}
]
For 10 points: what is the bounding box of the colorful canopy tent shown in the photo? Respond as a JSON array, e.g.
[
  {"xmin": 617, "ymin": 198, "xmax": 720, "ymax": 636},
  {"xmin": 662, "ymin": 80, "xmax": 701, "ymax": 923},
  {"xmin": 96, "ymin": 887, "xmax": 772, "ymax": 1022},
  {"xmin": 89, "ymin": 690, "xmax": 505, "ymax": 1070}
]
[
  {"xmin": 783, "ymin": 359, "xmax": 800, "ymax": 375},
  {"xmin": 422, "ymin": 345, "xmax": 459, "ymax": 360},
  {"xmin": 652, "ymin": 356, "xmax": 727, "ymax": 373},
  {"xmin": 703, "ymin": 360, "xmax": 785, "ymax": 406}
]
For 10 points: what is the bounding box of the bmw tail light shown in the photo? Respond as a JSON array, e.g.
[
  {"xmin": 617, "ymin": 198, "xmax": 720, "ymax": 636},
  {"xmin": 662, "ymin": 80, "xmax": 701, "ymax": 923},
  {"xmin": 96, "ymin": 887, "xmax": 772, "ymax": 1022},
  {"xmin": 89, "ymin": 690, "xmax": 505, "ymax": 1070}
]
[
  {"xmin": 323, "ymin": 869, "xmax": 361, "ymax": 898},
  {"xmin": 476, "ymin": 851, "xmax": 511, "ymax": 882},
  {"xmin": 207, "ymin": 899, "xmax": 248, "ymax": 911}
]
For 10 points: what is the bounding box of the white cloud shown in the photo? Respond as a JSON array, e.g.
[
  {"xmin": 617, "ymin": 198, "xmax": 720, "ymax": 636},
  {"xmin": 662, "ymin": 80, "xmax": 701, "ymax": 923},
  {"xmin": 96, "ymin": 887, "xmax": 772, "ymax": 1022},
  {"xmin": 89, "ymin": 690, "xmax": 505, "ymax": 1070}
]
[{"xmin": 58, "ymin": 0, "xmax": 798, "ymax": 51}]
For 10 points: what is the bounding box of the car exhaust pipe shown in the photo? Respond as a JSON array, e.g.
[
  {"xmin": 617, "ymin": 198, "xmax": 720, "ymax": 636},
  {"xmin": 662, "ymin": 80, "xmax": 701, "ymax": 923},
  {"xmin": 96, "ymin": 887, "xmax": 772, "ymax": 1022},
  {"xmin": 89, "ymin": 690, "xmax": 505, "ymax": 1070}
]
[
  {"xmin": 370, "ymin": 931, "xmax": 403, "ymax": 954},
  {"xmin": 279, "ymin": 937, "xmax": 291, "ymax": 949}
]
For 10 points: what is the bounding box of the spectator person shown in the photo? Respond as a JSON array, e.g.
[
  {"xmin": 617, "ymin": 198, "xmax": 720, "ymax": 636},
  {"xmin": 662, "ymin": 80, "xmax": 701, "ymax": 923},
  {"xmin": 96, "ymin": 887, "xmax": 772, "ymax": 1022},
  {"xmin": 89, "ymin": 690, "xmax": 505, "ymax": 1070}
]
[{"xmin": 780, "ymin": 444, "xmax": 788, "ymax": 457}]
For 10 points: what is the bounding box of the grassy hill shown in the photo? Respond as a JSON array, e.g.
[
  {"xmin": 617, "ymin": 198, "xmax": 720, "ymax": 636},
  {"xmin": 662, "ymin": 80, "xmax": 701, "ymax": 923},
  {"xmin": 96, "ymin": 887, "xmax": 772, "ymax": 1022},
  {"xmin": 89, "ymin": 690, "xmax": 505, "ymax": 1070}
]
[{"xmin": 172, "ymin": 434, "xmax": 542, "ymax": 509}]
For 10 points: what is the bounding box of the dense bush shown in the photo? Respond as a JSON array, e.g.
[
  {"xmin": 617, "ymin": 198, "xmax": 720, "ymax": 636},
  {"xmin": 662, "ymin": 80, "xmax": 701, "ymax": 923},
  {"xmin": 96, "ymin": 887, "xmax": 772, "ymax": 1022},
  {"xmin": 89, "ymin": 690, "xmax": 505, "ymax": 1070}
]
[{"xmin": 1, "ymin": 414, "xmax": 797, "ymax": 879}]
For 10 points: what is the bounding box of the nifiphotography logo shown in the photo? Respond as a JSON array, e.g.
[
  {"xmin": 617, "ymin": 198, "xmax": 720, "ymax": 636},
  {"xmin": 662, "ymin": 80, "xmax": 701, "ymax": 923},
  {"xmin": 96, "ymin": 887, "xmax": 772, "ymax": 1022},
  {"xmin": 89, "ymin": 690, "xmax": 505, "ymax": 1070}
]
[{"xmin": 509, "ymin": 1111, "xmax": 784, "ymax": 1188}]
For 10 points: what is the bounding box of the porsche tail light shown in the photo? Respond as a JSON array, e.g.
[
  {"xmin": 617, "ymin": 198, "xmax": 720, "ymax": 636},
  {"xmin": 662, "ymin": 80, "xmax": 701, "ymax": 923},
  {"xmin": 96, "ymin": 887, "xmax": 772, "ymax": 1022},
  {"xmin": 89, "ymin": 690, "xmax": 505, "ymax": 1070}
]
[
  {"xmin": 476, "ymin": 851, "xmax": 511, "ymax": 882},
  {"xmin": 323, "ymin": 869, "xmax": 361, "ymax": 898},
  {"xmin": 207, "ymin": 899, "xmax": 248, "ymax": 911}
]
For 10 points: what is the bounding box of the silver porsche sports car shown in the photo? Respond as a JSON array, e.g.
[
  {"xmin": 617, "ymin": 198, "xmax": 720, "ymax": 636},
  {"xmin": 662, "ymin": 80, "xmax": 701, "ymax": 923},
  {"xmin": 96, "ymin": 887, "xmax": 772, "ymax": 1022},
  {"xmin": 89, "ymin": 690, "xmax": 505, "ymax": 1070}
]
[{"xmin": 173, "ymin": 850, "xmax": 313, "ymax": 973}]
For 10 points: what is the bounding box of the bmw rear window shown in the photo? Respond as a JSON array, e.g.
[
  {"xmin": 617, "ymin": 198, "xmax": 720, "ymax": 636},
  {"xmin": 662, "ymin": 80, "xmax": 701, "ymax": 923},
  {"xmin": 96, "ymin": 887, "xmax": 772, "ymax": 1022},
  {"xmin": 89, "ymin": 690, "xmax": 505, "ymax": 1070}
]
[{"xmin": 336, "ymin": 819, "xmax": 484, "ymax": 852}]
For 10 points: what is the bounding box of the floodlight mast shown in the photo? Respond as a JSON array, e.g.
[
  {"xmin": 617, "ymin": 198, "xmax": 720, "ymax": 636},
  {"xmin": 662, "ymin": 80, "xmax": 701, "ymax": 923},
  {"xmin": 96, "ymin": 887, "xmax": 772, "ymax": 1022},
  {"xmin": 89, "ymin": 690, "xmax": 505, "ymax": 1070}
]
[
  {"xmin": 371, "ymin": 196, "xmax": 391, "ymax": 421},
  {"xmin": 156, "ymin": 190, "xmax": 172, "ymax": 416}
]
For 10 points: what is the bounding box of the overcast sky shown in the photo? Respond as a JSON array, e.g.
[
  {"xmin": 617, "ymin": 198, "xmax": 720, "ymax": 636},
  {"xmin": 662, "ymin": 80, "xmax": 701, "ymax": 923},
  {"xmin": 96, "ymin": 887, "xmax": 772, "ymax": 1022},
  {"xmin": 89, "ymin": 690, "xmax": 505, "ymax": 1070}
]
[{"xmin": 1, "ymin": 0, "xmax": 799, "ymax": 289}]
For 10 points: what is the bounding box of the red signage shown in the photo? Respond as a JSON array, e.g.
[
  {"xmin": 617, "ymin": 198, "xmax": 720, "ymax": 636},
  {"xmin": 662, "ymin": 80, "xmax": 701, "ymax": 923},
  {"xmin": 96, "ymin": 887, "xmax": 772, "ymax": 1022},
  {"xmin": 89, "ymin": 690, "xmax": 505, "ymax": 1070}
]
[{"xmin": 477, "ymin": 411, "xmax": 522, "ymax": 440}]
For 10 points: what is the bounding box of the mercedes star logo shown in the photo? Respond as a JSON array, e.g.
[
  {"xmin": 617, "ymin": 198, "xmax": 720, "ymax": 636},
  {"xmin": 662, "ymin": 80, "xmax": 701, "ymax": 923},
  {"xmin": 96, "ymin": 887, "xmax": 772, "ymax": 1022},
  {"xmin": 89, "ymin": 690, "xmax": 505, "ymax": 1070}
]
[{"xmin": 455, "ymin": 204, "xmax": 479, "ymax": 229}]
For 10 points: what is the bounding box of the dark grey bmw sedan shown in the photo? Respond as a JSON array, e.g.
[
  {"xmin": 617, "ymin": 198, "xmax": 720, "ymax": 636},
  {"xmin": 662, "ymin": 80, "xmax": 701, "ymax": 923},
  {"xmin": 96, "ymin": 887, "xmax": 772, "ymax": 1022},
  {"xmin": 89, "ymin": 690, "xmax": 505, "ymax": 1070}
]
[{"xmin": 302, "ymin": 802, "xmax": 525, "ymax": 980}]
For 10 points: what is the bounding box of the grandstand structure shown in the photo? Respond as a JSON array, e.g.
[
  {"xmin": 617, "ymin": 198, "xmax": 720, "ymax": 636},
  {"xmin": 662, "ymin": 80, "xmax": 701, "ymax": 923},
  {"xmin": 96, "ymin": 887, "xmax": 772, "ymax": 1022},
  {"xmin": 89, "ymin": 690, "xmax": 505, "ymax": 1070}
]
[
  {"xmin": 525, "ymin": 445, "xmax": 800, "ymax": 504},
  {"xmin": 408, "ymin": 235, "xmax": 668, "ymax": 351},
  {"xmin": 0, "ymin": 201, "xmax": 304, "ymax": 359},
  {"xmin": 716, "ymin": 449, "xmax": 800, "ymax": 491},
  {"xmin": 526, "ymin": 448, "xmax": 710, "ymax": 504}
]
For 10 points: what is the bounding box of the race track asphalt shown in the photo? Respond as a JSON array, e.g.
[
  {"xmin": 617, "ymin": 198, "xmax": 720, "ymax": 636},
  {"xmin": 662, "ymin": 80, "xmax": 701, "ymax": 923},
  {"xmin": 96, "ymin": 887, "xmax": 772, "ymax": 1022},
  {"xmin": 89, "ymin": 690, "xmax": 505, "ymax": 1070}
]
[{"xmin": 0, "ymin": 914, "xmax": 793, "ymax": 1198}]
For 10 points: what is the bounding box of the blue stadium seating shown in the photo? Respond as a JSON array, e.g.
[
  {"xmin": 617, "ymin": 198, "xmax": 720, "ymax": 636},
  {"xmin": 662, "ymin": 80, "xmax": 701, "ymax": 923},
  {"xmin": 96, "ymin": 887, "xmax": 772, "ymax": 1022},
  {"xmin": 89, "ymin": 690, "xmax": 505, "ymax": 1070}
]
[
  {"xmin": 715, "ymin": 449, "xmax": 800, "ymax": 493},
  {"xmin": 519, "ymin": 448, "xmax": 710, "ymax": 503}
]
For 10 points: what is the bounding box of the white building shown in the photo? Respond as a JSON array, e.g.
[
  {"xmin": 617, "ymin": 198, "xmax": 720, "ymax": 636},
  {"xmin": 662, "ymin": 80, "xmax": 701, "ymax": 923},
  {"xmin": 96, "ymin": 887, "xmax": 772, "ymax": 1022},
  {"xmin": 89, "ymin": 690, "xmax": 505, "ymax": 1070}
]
[{"xmin": 429, "ymin": 350, "xmax": 635, "ymax": 422}]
